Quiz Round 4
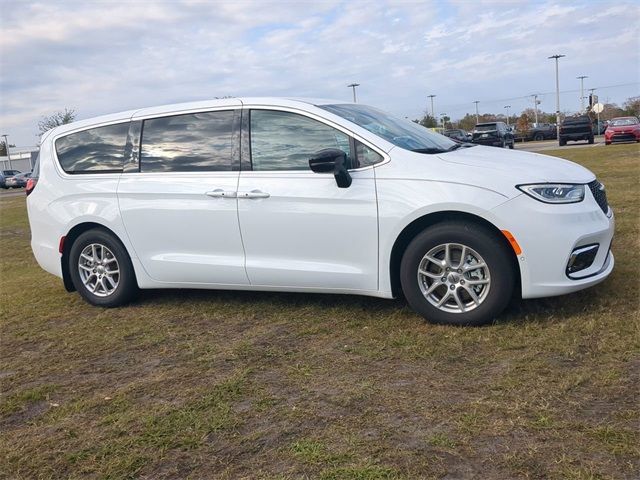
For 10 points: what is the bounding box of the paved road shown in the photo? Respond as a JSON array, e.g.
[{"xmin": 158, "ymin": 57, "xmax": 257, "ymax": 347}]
[
  {"xmin": 0, "ymin": 189, "xmax": 26, "ymax": 199},
  {"xmin": 515, "ymin": 136, "xmax": 605, "ymax": 152}
]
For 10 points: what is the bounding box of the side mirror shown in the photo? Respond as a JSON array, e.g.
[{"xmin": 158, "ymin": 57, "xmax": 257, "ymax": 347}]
[{"xmin": 308, "ymin": 148, "xmax": 352, "ymax": 188}]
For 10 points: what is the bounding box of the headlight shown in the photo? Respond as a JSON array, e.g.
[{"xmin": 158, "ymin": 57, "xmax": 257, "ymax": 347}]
[{"xmin": 517, "ymin": 183, "xmax": 585, "ymax": 204}]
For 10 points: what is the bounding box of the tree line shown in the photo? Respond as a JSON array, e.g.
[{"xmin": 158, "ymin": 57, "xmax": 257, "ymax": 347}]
[{"xmin": 415, "ymin": 96, "xmax": 640, "ymax": 131}]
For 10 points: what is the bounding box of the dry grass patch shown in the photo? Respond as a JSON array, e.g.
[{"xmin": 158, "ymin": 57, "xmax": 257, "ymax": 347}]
[{"xmin": 1, "ymin": 143, "xmax": 638, "ymax": 479}]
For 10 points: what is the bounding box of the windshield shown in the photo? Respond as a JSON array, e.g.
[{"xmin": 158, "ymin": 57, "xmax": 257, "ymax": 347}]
[
  {"xmin": 474, "ymin": 124, "xmax": 498, "ymax": 132},
  {"xmin": 320, "ymin": 104, "xmax": 456, "ymax": 153},
  {"xmin": 610, "ymin": 117, "xmax": 639, "ymax": 126}
]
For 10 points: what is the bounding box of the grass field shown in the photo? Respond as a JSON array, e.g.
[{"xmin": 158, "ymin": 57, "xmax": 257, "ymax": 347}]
[{"xmin": 1, "ymin": 144, "xmax": 638, "ymax": 479}]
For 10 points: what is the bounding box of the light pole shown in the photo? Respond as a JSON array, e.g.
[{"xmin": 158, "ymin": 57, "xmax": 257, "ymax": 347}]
[
  {"xmin": 347, "ymin": 83, "xmax": 360, "ymax": 103},
  {"xmin": 589, "ymin": 88, "xmax": 601, "ymax": 133},
  {"xmin": 531, "ymin": 94, "xmax": 540, "ymax": 125},
  {"xmin": 548, "ymin": 54, "xmax": 565, "ymax": 145},
  {"xmin": 473, "ymin": 100, "xmax": 480, "ymax": 124},
  {"xmin": 504, "ymin": 105, "xmax": 511, "ymax": 126},
  {"xmin": 440, "ymin": 113, "xmax": 447, "ymax": 130},
  {"xmin": 427, "ymin": 94, "xmax": 436, "ymax": 120},
  {"xmin": 577, "ymin": 75, "xmax": 588, "ymax": 111},
  {"xmin": 1, "ymin": 134, "xmax": 11, "ymax": 170}
]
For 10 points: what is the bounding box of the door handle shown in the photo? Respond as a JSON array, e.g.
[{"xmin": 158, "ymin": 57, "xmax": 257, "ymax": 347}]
[
  {"xmin": 239, "ymin": 190, "xmax": 270, "ymax": 199},
  {"xmin": 205, "ymin": 189, "xmax": 237, "ymax": 198}
]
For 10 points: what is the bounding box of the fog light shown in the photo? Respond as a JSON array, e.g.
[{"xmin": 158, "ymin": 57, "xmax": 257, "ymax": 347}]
[{"xmin": 566, "ymin": 244, "xmax": 599, "ymax": 278}]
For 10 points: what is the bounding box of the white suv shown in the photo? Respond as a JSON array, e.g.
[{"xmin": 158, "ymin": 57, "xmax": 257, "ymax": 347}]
[{"xmin": 26, "ymin": 98, "xmax": 614, "ymax": 326}]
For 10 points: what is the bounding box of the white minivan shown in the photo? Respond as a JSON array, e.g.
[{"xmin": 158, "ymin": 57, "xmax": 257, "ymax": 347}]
[{"xmin": 26, "ymin": 98, "xmax": 614, "ymax": 326}]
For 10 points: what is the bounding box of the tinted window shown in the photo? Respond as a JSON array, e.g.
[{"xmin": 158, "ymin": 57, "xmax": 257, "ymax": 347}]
[
  {"xmin": 140, "ymin": 111, "xmax": 234, "ymax": 172},
  {"xmin": 355, "ymin": 140, "xmax": 383, "ymax": 168},
  {"xmin": 55, "ymin": 123, "xmax": 129, "ymax": 173},
  {"xmin": 250, "ymin": 110, "xmax": 350, "ymax": 171}
]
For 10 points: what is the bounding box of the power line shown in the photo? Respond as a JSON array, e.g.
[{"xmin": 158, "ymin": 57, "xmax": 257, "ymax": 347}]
[{"xmin": 436, "ymin": 82, "xmax": 639, "ymax": 111}]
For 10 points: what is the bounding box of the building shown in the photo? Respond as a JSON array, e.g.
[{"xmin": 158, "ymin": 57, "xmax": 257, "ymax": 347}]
[{"xmin": 0, "ymin": 146, "xmax": 39, "ymax": 172}]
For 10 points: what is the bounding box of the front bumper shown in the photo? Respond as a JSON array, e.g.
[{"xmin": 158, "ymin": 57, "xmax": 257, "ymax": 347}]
[
  {"xmin": 605, "ymin": 131, "xmax": 640, "ymax": 143},
  {"xmin": 491, "ymin": 189, "xmax": 614, "ymax": 299}
]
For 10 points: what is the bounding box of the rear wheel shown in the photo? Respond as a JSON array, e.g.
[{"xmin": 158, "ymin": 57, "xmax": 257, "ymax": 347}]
[
  {"xmin": 588, "ymin": 135, "xmax": 594, "ymax": 144},
  {"xmin": 400, "ymin": 222, "xmax": 515, "ymax": 326},
  {"xmin": 69, "ymin": 229, "xmax": 137, "ymax": 307},
  {"xmin": 559, "ymin": 138, "xmax": 567, "ymax": 146},
  {"xmin": 534, "ymin": 133, "xmax": 544, "ymax": 141}
]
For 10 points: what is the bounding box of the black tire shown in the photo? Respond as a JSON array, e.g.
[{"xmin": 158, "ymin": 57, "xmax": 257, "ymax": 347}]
[
  {"xmin": 69, "ymin": 229, "xmax": 138, "ymax": 307},
  {"xmin": 559, "ymin": 138, "xmax": 566, "ymax": 146},
  {"xmin": 534, "ymin": 133, "xmax": 544, "ymax": 141},
  {"xmin": 508, "ymin": 141, "xmax": 515, "ymax": 149},
  {"xmin": 588, "ymin": 135, "xmax": 594, "ymax": 144},
  {"xmin": 400, "ymin": 222, "xmax": 515, "ymax": 326}
]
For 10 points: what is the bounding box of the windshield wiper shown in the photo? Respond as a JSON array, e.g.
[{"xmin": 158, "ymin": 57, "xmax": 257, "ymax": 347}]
[
  {"xmin": 410, "ymin": 147, "xmax": 447, "ymax": 154},
  {"xmin": 446, "ymin": 142, "xmax": 476, "ymax": 151}
]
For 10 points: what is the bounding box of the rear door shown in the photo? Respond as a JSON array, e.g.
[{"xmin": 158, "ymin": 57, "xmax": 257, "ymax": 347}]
[
  {"xmin": 236, "ymin": 107, "xmax": 380, "ymax": 291},
  {"xmin": 117, "ymin": 105, "xmax": 249, "ymax": 285}
]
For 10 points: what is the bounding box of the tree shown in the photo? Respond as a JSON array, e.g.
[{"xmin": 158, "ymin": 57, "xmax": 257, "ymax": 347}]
[
  {"xmin": 622, "ymin": 96, "xmax": 640, "ymax": 116},
  {"xmin": 38, "ymin": 108, "xmax": 76, "ymax": 136},
  {"xmin": 600, "ymin": 103, "xmax": 625, "ymax": 121},
  {"xmin": 516, "ymin": 113, "xmax": 530, "ymax": 134},
  {"xmin": 414, "ymin": 113, "xmax": 437, "ymax": 128},
  {"xmin": 457, "ymin": 114, "xmax": 477, "ymax": 132},
  {"xmin": 0, "ymin": 140, "xmax": 15, "ymax": 157}
]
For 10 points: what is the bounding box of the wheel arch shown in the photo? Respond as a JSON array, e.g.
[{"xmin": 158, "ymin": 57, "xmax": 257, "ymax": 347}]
[
  {"xmin": 388, "ymin": 210, "xmax": 521, "ymax": 299},
  {"xmin": 60, "ymin": 222, "xmax": 127, "ymax": 292}
]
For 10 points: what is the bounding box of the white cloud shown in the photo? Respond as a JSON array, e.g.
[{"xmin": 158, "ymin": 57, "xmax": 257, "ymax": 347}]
[{"xmin": 0, "ymin": 0, "xmax": 638, "ymax": 145}]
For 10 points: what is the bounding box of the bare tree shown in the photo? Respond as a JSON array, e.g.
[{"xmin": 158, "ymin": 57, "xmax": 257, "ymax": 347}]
[{"xmin": 38, "ymin": 108, "xmax": 76, "ymax": 136}]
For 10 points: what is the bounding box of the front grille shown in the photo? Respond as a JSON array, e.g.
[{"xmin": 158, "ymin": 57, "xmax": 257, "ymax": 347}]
[
  {"xmin": 611, "ymin": 133, "xmax": 636, "ymax": 142},
  {"xmin": 588, "ymin": 180, "xmax": 609, "ymax": 214}
]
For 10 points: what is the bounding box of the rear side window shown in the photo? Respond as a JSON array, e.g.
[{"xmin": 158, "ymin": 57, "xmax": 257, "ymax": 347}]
[
  {"xmin": 55, "ymin": 123, "xmax": 129, "ymax": 174},
  {"xmin": 140, "ymin": 111, "xmax": 234, "ymax": 172}
]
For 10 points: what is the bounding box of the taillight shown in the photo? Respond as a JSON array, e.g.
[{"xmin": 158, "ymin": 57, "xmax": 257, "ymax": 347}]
[{"xmin": 25, "ymin": 177, "xmax": 37, "ymax": 196}]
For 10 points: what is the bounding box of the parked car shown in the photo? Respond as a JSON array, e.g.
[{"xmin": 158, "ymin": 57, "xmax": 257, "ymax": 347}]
[
  {"xmin": 604, "ymin": 116, "xmax": 640, "ymax": 145},
  {"xmin": 7, "ymin": 171, "xmax": 32, "ymax": 188},
  {"xmin": 471, "ymin": 122, "xmax": 515, "ymax": 148},
  {"xmin": 443, "ymin": 129, "xmax": 471, "ymax": 142},
  {"xmin": 593, "ymin": 120, "xmax": 607, "ymax": 135},
  {"xmin": 26, "ymin": 98, "xmax": 614, "ymax": 326},
  {"xmin": 0, "ymin": 169, "xmax": 22, "ymax": 189},
  {"xmin": 528, "ymin": 123, "xmax": 557, "ymax": 141},
  {"xmin": 559, "ymin": 116, "xmax": 594, "ymax": 146}
]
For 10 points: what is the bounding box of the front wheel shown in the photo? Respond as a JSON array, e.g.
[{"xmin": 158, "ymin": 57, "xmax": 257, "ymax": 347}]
[
  {"xmin": 588, "ymin": 135, "xmax": 594, "ymax": 144},
  {"xmin": 400, "ymin": 222, "xmax": 515, "ymax": 326},
  {"xmin": 69, "ymin": 229, "xmax": 138, "ymax": 307},
  {"xmin": 534, "ymin": 133, "xmax": 544, "ymax": 141}
]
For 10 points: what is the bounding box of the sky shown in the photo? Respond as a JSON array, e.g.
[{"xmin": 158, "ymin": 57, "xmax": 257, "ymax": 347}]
[{"xmin": 1, "ymin": 0, "xmax": 639, "ymax": 147}]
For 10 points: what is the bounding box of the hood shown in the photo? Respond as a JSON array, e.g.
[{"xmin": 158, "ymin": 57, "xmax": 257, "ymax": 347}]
[
  {"xmin": 437, "ymin": 145, "xmax": 595, "ymax": 184},
  {"xmin": 607, "ymin": 125, "xmax": 639, "ymax": 131}
]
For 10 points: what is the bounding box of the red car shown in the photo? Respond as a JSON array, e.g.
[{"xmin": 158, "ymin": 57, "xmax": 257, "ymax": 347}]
[{"xmin": 604, "ymin": 116, "xmax": 640, "ymax": 145}]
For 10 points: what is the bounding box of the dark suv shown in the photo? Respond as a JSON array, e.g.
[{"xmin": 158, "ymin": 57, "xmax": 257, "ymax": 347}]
[
  {"xmin": 559, "ymin": 116, "xmax": 594, "ymax": 146},
  {"xmin": 471, "ymin": 122, "xmax": 514, "ymax": 148}
]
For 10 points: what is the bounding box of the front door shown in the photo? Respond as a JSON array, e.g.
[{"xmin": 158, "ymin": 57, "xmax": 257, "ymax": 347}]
[{"xmin": 237, "ymin": 108, "xmax": 379, "ymax": 291}]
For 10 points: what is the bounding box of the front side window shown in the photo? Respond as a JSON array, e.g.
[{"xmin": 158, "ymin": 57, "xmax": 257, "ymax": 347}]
[
  {"xmin": 355, "ymin": 141, "xmax": 383, "ymax": 168},
  {"xmin": 55, "ymin": 123, "xmax": 129, "ymax": 174},
  {"xmin": 250, "ymin": 110, "xmax": 351, "ymax": 171},
  {"xmin": 140, "ymin": 111, "xmax": 234, "ymax": 172}
]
